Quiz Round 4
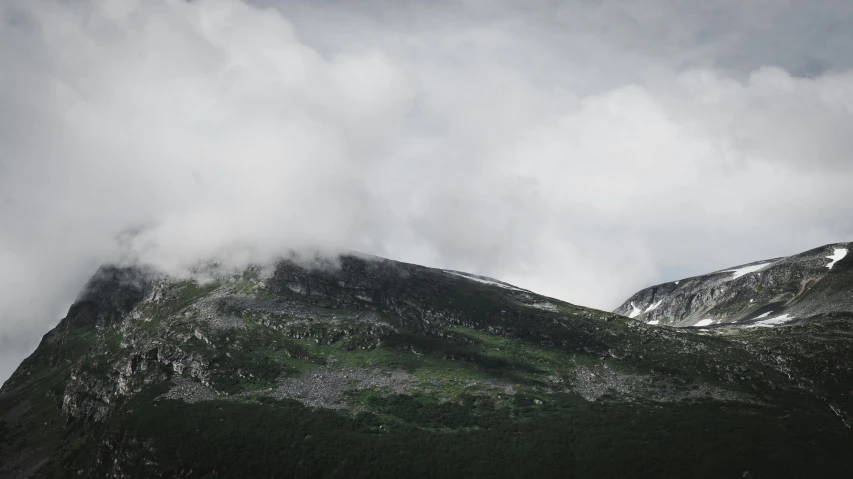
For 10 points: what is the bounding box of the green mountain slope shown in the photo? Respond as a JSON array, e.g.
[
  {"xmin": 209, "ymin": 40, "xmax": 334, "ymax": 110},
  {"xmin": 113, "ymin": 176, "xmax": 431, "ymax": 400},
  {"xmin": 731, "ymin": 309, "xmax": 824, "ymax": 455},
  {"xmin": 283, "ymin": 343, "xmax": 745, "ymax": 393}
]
[{"xmin": 1, "ymin": 254, "xmax": 852, "ymax": 478}]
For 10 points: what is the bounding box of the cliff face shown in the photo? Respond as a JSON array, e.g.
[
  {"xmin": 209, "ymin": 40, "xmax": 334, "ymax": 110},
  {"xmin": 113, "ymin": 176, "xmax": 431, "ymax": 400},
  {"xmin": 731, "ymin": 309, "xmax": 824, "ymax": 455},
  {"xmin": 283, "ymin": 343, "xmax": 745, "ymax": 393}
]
[
  {"xmin": 2, "ymin": 253, "xmax": 853, "ymax": 478},
  {"xmin": 614, "ymin": 242, "xmax": 853, "ymax": 327}
]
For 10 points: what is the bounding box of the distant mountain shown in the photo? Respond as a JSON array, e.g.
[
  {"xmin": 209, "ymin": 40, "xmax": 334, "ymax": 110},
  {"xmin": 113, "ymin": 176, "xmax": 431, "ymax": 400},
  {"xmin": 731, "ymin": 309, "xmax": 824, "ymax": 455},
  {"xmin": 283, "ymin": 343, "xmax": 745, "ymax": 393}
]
[
  {"xmin": 2, "ymin": 253, "xmax": 853, "ymax": 478},
  {"xmin": 615, "ymin": 242, "xmax": 852, "ymax": 328}
]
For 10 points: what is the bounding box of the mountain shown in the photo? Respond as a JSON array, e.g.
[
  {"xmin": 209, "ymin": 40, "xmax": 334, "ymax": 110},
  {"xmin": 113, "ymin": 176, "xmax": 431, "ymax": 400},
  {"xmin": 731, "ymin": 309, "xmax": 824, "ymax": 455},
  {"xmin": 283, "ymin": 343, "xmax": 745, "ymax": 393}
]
[
  {"xmin": 614, "ymin": 242, "xmax": 853, "ymax": 328},
  {"xmin": 2, "ymin": 253, "xmax": 853, "ymax": 478}
]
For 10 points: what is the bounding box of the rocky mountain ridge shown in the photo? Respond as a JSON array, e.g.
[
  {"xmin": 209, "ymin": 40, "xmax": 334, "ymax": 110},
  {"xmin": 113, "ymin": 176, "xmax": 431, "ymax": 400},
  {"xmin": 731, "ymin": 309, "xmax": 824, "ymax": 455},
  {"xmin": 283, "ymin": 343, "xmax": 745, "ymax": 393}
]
[{"xmin": 614, "ymin": 242, "xmax": 853, "ymax": 328}]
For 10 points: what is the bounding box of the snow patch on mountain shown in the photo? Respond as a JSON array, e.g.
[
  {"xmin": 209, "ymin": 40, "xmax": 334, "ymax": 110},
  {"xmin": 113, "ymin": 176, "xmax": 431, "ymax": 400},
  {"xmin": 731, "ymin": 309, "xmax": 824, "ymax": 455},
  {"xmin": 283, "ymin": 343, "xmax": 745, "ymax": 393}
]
[
  {"xmin": 647, "ymin": 320, "xmax": 660, "ymax": 325},
  {"xmin": 725, "ymin": 262, "xmax": 774, "ymax": 279},
  {"xmin": 694, "ymin": 319, "xmax": 714, "ymax": 327},
  {"xmin": 748, "ymin": 314, "xmax": 795, "ymax": 327},
  {"xmin": 443, "ymin": 271, "xmax": 528, "ymax": 292},
  {"xmin": 826, "ymin": 248, "xmax": 848, "ymax": 269},
  {"xmin": 644, "ymin": 300, "xmax": 663, "ymax": 313},
  {"xmin": 629, "ymin": 302, "xmax": 642, "ymax": 319},
  {"xmin": 755, "ymin": 311, "xmax": 772, "ymax": 319}
]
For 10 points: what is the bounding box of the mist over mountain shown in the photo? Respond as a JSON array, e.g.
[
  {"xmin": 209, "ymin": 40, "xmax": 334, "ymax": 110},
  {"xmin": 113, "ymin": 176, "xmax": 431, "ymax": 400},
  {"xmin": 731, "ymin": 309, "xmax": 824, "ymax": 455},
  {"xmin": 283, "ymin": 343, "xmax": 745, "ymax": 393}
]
[{"xmin": 3, "ymin": 0, "xmax": 853, "ymax": 385}]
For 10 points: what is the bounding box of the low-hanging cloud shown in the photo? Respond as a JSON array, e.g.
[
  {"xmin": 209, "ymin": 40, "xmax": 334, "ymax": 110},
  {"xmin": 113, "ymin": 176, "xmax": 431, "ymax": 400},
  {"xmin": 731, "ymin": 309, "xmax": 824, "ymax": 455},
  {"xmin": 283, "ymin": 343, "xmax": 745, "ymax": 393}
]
[{"xmin": 2, "ymin": 0, "xmax": 853, "ymax": 381}]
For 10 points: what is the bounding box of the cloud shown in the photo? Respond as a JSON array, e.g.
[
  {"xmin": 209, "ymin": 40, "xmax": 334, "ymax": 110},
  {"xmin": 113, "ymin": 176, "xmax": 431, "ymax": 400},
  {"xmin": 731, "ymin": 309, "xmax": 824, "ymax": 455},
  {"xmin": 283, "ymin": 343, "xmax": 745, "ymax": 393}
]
[{"xmin": 2, "ymin": 0, "xmax": 853, "ymax": 381}]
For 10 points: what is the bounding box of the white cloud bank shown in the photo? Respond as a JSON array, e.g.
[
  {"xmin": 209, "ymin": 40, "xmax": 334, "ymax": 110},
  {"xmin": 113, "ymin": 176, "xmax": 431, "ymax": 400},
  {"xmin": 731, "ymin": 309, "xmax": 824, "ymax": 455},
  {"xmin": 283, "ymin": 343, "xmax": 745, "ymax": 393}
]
[{"xmin": 2, "ymin": 0, "xmax": 853, "ymax": 381}]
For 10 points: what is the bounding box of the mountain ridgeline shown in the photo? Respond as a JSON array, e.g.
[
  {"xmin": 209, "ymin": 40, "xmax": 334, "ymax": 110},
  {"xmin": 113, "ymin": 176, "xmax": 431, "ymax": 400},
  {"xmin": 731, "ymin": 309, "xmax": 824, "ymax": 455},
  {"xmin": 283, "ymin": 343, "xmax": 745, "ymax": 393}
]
[
  {"xmin": 2, "ymin": 251, "xmax": 853, "ymax": 478},
  {"xmin": 615, "ymin": 242, "xmax": 852, "ymax": 328}
]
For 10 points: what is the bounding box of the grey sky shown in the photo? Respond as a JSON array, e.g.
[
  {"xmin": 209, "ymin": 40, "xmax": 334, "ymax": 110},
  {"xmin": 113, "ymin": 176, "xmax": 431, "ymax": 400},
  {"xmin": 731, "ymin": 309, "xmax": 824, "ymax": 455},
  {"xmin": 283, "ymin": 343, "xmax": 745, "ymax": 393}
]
[{"xmin": 2, "ymin": 0, "xmax": 853, "ymax": 382}]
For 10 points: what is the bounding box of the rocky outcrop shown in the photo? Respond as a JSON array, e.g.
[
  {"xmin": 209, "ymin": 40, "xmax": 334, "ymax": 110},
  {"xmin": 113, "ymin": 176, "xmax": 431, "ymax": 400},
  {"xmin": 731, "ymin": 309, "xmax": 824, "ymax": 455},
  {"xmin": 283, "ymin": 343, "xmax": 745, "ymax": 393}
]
[{"xmin": 60, "ymin": 345, "xmax": 212, "ymax": 424}]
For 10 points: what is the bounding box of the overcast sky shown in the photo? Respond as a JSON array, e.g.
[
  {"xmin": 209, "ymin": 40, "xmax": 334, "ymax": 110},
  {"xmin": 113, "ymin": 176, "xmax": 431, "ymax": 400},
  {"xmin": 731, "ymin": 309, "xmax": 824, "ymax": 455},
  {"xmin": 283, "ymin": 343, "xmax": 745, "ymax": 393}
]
[{"xmin": 2, "ymin": 0, "xmax": 853, "ymax": 382}]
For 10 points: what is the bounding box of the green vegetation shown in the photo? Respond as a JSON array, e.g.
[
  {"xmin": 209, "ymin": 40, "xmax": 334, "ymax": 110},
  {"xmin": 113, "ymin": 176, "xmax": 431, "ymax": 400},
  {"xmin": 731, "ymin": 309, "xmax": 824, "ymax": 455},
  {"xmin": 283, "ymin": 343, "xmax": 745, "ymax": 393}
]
[
  {"xmin": 169, "ymin": 279, "xmax": 223, "ymax": 312},
  {"xmin": 42, "ymin": 387, "xmax": 853, "ymax": 479}
]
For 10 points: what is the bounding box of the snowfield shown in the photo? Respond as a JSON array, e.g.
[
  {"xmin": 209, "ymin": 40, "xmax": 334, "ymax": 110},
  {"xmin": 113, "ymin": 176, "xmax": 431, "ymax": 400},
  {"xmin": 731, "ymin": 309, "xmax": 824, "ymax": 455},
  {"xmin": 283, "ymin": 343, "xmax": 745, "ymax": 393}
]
[
  {"xmin": 443, "ymin": 271, "xmax": 528, "ymax": 292},
  {"xmin": 826, "ymin": 248, "xmax": 848, "ymax": 269},
  {"xmin": 724, "ymin": 262, "xmax": 774, "ymax": 279},
  {"xmin": 748, "ymin": 314, "xmax": 795, "ymax": 327},
  {"xmin": 629, "ymin": 302, "xmax": 642, "ymax": 319}
]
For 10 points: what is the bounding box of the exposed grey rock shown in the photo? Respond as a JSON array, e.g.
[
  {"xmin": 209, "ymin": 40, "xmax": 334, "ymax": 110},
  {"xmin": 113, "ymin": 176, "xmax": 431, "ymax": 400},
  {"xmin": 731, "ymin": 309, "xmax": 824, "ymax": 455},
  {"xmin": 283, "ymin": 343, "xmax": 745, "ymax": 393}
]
[
  {"xmin": 160, "ymin": 376, "xmax": 218, "ymax": 404},
  {"xmin": 615, "ymin": 242, "xmax": 853, "ymax": 327},
  {"xmin": 266, "ymin": 368, "xmax": 418, "ymax": 409},
  {"xmin": 568, "ymin": 365, "xmax": 753, "ymax": 404},
  {"xmin": 185, "ymin": 287, "xmax": 247, "ymax": 331}
]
